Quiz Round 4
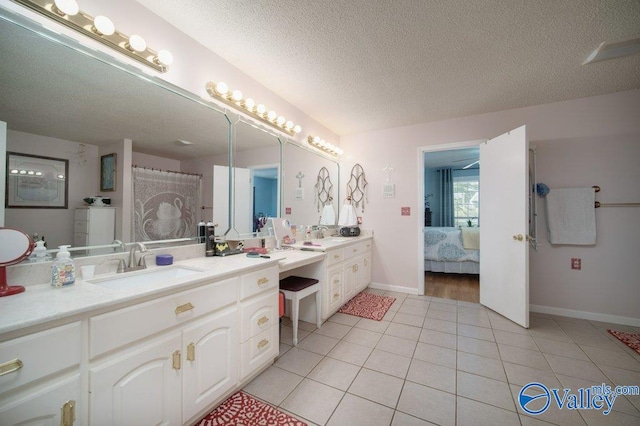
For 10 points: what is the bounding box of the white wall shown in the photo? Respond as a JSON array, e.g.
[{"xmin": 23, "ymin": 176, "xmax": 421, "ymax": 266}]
[
  {"xmin": 5, "ymin": 130, "xmax": 99, "ymax": 248},
  {"xmin": 132, "ymin": 152, "xmax": 181, "ymax": 171},
  {"xmin": 340, "ymin": 89, "xmax": 640, "ymax": 321}
]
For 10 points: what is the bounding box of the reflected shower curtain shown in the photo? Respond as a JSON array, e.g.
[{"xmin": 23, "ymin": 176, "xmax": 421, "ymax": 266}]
[
  {"xmin": 438, "ymin": 168, "xmax": 454, "ymax": 226},
  {"xmin": 132, "ymin": 167, "xmax": 201, "ymax": 241}
]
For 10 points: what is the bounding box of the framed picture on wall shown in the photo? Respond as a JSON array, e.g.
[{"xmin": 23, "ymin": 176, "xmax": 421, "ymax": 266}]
[
  {"xmin": 5, "ymin": 152, "xmax": 69, "ymax": 208},
  {"xmin": 100, "ymin": 153, "xmax": 117, "ymax": 191}
]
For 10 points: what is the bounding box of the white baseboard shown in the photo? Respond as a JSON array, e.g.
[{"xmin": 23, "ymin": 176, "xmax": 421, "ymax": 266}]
[
  {"xmin": 530, "ymin": 304, "xmax": 640, "ymax": 327},
  {"xmin": 367, "ymin": 281, "xmax": 420, "ymax": 295}
]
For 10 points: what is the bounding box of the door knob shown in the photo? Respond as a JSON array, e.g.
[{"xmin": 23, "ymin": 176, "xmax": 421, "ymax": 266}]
[{"xmin": 513, "ymin": 234, "xmax": 524, "ymax": 241}]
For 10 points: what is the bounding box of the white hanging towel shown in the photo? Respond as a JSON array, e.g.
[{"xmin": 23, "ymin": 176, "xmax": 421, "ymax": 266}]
[
  {"xmin": 545, "ymin": 188, "xmax": 596, "ymax": 245},
  {"xmin": 338, "ymin": 203, "xmax": 358, "ymax": 227},
  {"xmin": 319, "ymin": 204, "xmax": 336, "ymax": 225}
]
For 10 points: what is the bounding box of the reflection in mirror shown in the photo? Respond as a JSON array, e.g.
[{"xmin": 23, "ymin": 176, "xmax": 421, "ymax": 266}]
[
  {"xmin": 230, "ymin": 120, "xmax": 282, "ymax": 239},
  {"xmin": 0, "ymin": 12, "xmax": 229, "ymax": 258},
  {"xmin": 0, "ymin": 227, "xmax": 34, "ymax": 296},
  {"xmin": 283, "ymin": 142, "xmax": 339, "ymax": 229}
]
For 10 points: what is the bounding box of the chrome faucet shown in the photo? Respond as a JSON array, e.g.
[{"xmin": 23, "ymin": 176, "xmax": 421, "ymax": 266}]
[
  {"xmin": 127, "ymin": 242, "xmax": 148, "ymax": 272},
  {"xmin": 317, "ymin": 226, "xmax": 329, "ymax": 239}
]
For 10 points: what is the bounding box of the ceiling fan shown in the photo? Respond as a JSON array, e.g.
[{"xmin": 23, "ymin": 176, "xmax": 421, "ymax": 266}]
[{"xmin": 453, "ymin": 157, "xmax": 480, "ymax": 169}]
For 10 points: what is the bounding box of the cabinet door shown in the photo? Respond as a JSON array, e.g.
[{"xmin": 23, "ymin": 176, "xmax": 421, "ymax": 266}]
[
  {"xmin": 361, "ymin": 252, "xmax": 372, "ymax": 289},
  {"xmin": 89, "ymin": 333, "xmax": 182, "ymax": 426},
  {"xmin": 343, "ymin": 259, "xmax": 359, "ymax": 301},
  {"xmin": 182, "ymin": 308, "xmax": 238, "ymax": 423},
  {"xmin": 0, "ymin": 374, "xmax": 80, "ymax": 426},
  {"xmin": 323, "ymin": 264, "xmax": 343, "ymax": 319}
]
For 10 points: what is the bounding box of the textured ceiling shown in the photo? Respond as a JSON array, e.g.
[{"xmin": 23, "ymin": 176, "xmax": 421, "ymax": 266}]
[{"xmin": 136, "ymin": 0, "xmax": 640, "ymax": 136}]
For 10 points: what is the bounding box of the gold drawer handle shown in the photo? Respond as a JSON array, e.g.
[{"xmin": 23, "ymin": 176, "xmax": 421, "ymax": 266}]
[
  {"xmin": 257, "ymin": 277, "xmax": 269, "ymax": 286},
  {"xmin": 353, "ymin": 248, "xmax": 358, "ymax": 253},
  {"xmin": 175, "ymin": 302, "xmax": 194, "ymax": 315},
  {"xmin": 62, "ymin": 400, "xmax": 76, "ymax": 426},
  {"xmin": 333, "ymin": 255, "xmax": 340, "ymax": 259},
  {"xmin": 0, "ymin": 358, "xmax": 23, "ymax": 377},
  {"xmin": 333, "ymin": 279, "xmax": 339, "ymax": 284},
  {"xmin": 187, "ymin": 343, "xmax": 196, "ymax": 361},
  {"xmin": 257, "ymin": 316, "xmax": 269, "ymax": 326},
  {"xmin": 172, "ymin": 350, "xmax": 181, "ymax": 370},
  {"xmin": 257, "ymin": 339, "xmax": 269, "ymax": 349},
  {"xmin": 333, "ymin": 293, "xmax": 340, "ymax": 298},
  {"xmin": 364, "ymin": 259, "xmax": 368, "ymax": 266}
]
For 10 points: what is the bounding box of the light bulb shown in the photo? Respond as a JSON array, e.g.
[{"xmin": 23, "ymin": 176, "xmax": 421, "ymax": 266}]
[
  {"xmin": 231, "ymin": 90, "xmax": 243, "ymax": 102},
  {"xmin": 27, "ymin": 170, "xmax": 35, "ymax": 175},
  {"xmin": 156, "ymin": 50, "xmax": 173, "ymax": 66},
  {"xmin": 267, "ymin": 111, "xmax": 277, "ymax": 121},
  {"xmin": 313, "ymin": 136, "xmax": 321, "ymax": 144},
  {"xmin": 293, "ymin": 125, "xmax": 302, "ymax": 134},
  {"xmin": 285, "ymin": 121, "xmax": 294, "ymax": 130},
  {"xmin": 19, "ymin": 170, "xmax": 27, "ymax": 174},
  {"xmin": 53, "ymin": 0, "xmax": 78, "ymax": 16},
  {"xmin": 127, "ymin": 35, "xmax": 147, "ymax": 52},
  {"xmin": 319, "ymin": 139, "xmax": 326, "ymax": 147},
  {"xmin": 256, "ymin": 104, "xmax": 266, "ymax": 115},
  {"xmin": 244, "ymin": 98, "xmax": 255, "ymax": 111},
  {"xmin": 10, "ymin": 169, "xmax": 18, "ymax": 174},
  {"xmin": 215, "ymin": 82, "xmax": 229, "ymax": 96},
  {"xmin": 35, "ymin": 171, "xmax": 43, "ymax": 176},
  {"xmin": 57, "ymin": 174, "xmax": 65, "ymax": 179},
  {"xmin": 93, "ymin": 16, "xmax": 115, "ymax": 36},
  {"xmin": 276, "ymin": 116, "xmax": 286, "ymax": 126}
]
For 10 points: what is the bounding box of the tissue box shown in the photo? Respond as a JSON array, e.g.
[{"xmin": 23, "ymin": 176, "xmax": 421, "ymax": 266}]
[{"xmin": 155, "ymin": 254, "xmax": 173, "ymax": 265}]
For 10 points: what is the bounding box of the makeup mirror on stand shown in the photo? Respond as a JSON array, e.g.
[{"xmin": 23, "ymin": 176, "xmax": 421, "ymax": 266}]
[{"xmin": 0, "ymin": 228, "xmax": 35, "ymax": 296}]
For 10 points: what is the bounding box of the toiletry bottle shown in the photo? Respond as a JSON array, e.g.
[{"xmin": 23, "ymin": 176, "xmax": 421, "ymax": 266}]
[
  {"xmin": 197, "ymin": 220, "xmax": 206, "ymax": 243},
  {"xmin": 51, "ymin": 245, "xmax": 75, "ymax": 287}
]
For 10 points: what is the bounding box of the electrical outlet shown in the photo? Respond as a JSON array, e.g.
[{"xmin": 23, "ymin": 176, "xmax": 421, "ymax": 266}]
[
  {"xmin": 571, "ymin": 258, "xmax": 581, "ymax": 270},
  {"xmin": 285, "ymin": 207, "xmax": 291, "ymax": 214},
  {"xmin": 401, "ymin": 207, "xmax": 410, "ymax": 216}
]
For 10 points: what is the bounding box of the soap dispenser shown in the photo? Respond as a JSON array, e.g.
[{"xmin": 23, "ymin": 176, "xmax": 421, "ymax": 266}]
[{"xmin": 51, "ymin": 245, "xmax": 75, "ymax": 287}]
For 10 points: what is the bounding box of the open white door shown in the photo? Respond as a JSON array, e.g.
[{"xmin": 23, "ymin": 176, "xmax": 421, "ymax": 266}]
[{"xmin": 480, "ymin": 125, "xmax": 529, "ymax": 328}]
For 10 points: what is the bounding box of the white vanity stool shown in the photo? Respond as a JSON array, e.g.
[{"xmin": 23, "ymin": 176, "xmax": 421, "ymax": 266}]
[{"xmin": 279, "ymin": 276, "xmax": 322, "ymax": 346}]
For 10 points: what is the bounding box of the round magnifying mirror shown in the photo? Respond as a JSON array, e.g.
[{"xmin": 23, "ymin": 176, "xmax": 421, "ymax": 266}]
[{"xmin": 0, "ymin": 228, "xmax": 35, "ymax": 297}]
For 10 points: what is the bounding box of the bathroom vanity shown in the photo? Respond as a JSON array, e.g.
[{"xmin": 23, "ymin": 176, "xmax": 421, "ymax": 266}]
[{"xmin": 0, "ymin": 234, "xmax": 373, "ymax": 425}]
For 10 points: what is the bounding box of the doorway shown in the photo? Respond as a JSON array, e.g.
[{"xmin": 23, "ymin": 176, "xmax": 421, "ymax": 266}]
[
  {"xmin": 249, "ymin": 165, "xmax": 279, "ymax": 232},
  {"xmin": 420, "ymin": 141, "xmax": 482, "ymax": 301}
]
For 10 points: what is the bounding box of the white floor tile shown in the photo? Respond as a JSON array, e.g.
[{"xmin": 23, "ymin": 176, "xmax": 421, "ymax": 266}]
[
  {"xmin": 397, "ymin": 381, "xmax": 456, "ymax": 426},
  {"xmin": 281, "ymin": 378, "xmax": 344, "ymax": 425},
  {"xmin": 327, "ymin": 393, "xmax": 395, "ymax": 426},
  {"xmin": 307, "ymin": 357, "xmax": 361, "ymax": 391},
  {"xmin": 348, "ymin": 368, "xmax": 404, "ymax": 408}
]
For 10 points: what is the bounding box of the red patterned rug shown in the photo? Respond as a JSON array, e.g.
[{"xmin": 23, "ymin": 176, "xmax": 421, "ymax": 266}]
[
  {"xmin": 608, "ymin": 330, "xmax": 640, "ymax": 355},
  {"xmin": 197, "ymin": 391, "xmax": 307, "ymax": 425},
  {"xmin": 338, "ymin": 292, "xmax": 396, "ymax": 321}
]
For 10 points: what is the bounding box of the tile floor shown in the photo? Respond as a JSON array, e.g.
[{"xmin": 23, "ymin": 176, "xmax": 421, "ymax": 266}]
[{"xmin": 242, "ymin": 289, "xmax": 640, "ymax": 425}]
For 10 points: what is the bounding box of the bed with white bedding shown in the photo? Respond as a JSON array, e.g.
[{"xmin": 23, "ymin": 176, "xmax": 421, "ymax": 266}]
[{"xmin": 424, "ymin": 227, "xmax": 480, "ymax": 274}]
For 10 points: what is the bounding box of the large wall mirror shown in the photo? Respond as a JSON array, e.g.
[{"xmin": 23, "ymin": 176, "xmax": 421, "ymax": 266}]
[
  {"xmin": 1, "ymin": 8, "xmax": 340, "ymax": 260},
  {"xmin": 0, "ymin": 10, "xmax": 230, "ymax": 255},
  {"xmin": 282, "ymin": 142, "xmax": 340, "ymax": 228}
]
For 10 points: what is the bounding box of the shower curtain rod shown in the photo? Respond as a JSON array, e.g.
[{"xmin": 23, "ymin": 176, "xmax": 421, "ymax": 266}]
[{"xmin": 132, "ymin": 165, "xmax": 202, "ymax": 177}]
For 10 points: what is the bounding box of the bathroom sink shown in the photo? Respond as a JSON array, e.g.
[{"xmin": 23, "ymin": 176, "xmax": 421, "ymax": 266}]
[{"xmin": 88, "ymin": 266, "xmax": 204, "ymax": 291}]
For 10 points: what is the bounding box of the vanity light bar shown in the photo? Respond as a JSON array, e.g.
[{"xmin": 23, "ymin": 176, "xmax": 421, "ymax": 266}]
[
  {"xmin": 205, "ymin": 81, "xmax": 302, "ymax": 136},
  {"xmin": 12, "ymin": 0, "xmax": 173, "ymax": 73},
  {"xmin": 307, "ymin": 135, "xmax": 343, "ymax": 156}
]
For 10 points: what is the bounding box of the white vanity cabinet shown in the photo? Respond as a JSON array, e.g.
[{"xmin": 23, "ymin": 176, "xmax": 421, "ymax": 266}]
[
  {"xmin": 88, "ymin": 276, "xmax": 240, "ymax": 425},
  {"xmin": 73, "ymin": 207, "xmax": 116, "ymax": 254},
  {"xmin": 321, "ymin": 238, "xmax": 373, "ymax": 321},
  {"xmin": 0, "ymin": 322, "xmax": 82, "ymax": 425},
  {"xmin": 239, "ymin": 267, "xmax": 279, "ymax": 381}
]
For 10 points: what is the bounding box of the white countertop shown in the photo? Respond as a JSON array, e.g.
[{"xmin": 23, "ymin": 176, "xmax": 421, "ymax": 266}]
[
  {"xmin": 0, "ymin": 254, "xmax": 288, "ymax": 336},
  {"xmin": 284, "ymin": 234, "xmax": 372, "ymax": 252}
]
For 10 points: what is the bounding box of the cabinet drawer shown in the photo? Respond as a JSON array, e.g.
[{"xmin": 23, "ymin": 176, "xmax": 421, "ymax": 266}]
[
  {"xmin": 326, "ymin": 248, "xmax": 344, "ymax": 266},
  {"xmin": 0, "ymin": 322, "xmax": 81, "ymax": 394},
  {"xmin": 240, "ymin": 325, "xmax": 278, "ymax": 380},
  {"xmin": 75, "ymin": 208, "xmax": 89, "ymax": 221},
  {"xmin": 240, "ymin": 266, "xmax": 278, "ymax": 300},
  {"xmin": 73, "ymin": 232, "xmax": 88, "ymax": 247},
  {"xmin": 90, "ymin": 277, "xmax": 238, "ymax": 358},
  {"xmin": 240, "ymin": 290, "xmax": 277, "ymax": 343},
  {"xmin": 343, "ymin": 242, "xmax": 364, "ymax": 259},
  {"xmin": 74, "ymin": 220, "xmax": 89, "ymax": 233}
]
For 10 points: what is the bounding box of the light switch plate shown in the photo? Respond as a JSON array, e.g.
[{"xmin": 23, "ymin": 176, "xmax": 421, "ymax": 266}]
[{"xmin": 401, "ymin": 207, "xmax": 410, "ymax": 216}]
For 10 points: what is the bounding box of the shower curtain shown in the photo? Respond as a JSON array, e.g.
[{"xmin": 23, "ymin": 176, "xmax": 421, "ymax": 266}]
[
  {"xmin": 132, "ymin": 167, "xmax": 201, "ymax": 241},
  {"xmin": 438, "ymin": 168, "xmax": 454, "ymax": 227}
]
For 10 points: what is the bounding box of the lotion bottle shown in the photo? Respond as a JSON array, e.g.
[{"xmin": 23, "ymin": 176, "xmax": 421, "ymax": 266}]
[{"xmin": 51, "ymin": 245, "xmax": 75, "ymax": 287}]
